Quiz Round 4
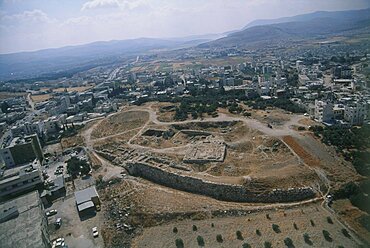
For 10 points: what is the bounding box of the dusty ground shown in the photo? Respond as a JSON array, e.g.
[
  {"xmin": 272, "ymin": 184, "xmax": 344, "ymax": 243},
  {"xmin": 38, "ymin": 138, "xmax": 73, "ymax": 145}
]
[
  {"xmin": 61, "ymin": 135, "xmax": 84, "ymax": 149},
  {"xmin": 151, "ymin": 102, "xmax": 178, "ymax": 122},
  {"xmin": 31, "ymin": 93, "xmax": 52, "ymax": 102},
  {"xmin": 91, "ymin": 111, "xmax": 149, "ymax": 139},
  {"xmin": 53, "ymin": 85, "xmax": 94, "ymax": 93},
  {"xmin": 64, "ymin": 102, "xmax": 367, "ymax": 247},
  {"xmin": 332, "ymin": 199, "xmax": 370, "ymax": 244},
  {"xmin": 46, "ymin": 193, "xmax": 105, "ymax": 248},
  {"xmin": 0, "ymin": 91, "xmax": 26, "ymax": 100}
]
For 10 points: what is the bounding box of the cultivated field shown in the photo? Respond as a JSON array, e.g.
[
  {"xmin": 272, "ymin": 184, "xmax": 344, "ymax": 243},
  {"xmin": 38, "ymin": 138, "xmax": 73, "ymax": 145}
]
[{"xmin": 133, "ymin": 202, "xmax": 360, "ymax": 248}]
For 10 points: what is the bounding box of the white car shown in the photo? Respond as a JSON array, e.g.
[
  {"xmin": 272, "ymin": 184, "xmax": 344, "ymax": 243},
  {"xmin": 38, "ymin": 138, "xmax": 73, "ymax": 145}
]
[
  {"xmin": 92, "ymin": 227, "xmax": 99, "ymax": 237},
  {"xmin": 55, "ymin": 217, "xmax": 62, "ymax": 227},
  {"xmin": 46, "ymin": 209, "xmax": 58, "ymax": 217},
  {"xmin": 52, "ymin": 238, "xmax": 65, "ymax": 248}
]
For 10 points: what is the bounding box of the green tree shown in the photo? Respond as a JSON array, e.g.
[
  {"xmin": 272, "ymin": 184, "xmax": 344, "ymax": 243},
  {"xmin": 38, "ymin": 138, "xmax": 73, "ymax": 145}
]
[
  {"xmin": 326, "ymin": 217, "xmax": 333, "ymax": 224},
  {"xmin": 1, "ymin": 101, "xmax": 9, "ymax": 113},
  {"xmin": 341, "ymin": 229, "xmax": 351, "ymax": 239},
  {"xmin": 196, "ymin": 236, "xmax": 205, "ymax": 246},
  {"xmin": 242, "ymin": 243, "xmax": 251, "ymax": 248},
  {"xmin": 323, "ymin": 230, "xmax": 332, "ymax": 242},
  {"xmin": 67, "ymin": 157, "xmax": 90, "ymax": 177},
  {"xmin": 175, "ymin": 238, "xmax": 184, "ymax": 248},
  {"xmin": 192, "ymin": 225, "xmax": 197, "ymax": 231},
  {"xmin": 236, "ymin": 230, "xmax": 243, "ymax": 240},
  {"xmin": 284, "ymin": 237, "xmax": 295, "ymax": 248},
  {"xmin": 264, "ymin": 241, "xmax": 272, "ymax": 248},
  {"xmin": 303, "ymin": 233, "xmax": 313, "ymax": 246},
  {"xmin": 272, "ymin": 224, "xmax": 281, "ymax": 233},
  {"xmin": 216, "ymin": 234, "xmax": 223, "ymax": 243}
]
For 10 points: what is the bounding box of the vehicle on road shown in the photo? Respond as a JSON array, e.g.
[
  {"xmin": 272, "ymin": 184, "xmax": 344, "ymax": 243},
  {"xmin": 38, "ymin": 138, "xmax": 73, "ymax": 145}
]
[{"xmin": 92, "ymin": 227, "xmax": 99, "ymax": 237}]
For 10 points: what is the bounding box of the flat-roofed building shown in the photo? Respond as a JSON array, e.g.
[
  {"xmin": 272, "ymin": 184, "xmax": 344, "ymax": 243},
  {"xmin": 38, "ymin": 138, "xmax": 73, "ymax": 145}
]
[
  {"xmin": 0, "ymin": 191, "xmax": 50, "ymax": 248},
  {"xmin": 0, "ymin": 159, "xmax": 43, "ymax": 200},
  {"xmin": 74, "ymin": 186, "xmax": 100, "ymax": 216},
  {"xmin": 344, "ymin": 102, "xmax": 367, "ymax": 126},
  {"xmin": 0, "ymin": 134, "xmax": 44, "ymax": 168}
]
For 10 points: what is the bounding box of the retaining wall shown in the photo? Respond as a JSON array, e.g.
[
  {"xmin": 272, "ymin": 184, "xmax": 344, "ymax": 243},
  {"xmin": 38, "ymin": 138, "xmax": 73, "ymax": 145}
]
[{"xmin": 126, "ymin": 162, "xmax": 316, "ymax": 203}]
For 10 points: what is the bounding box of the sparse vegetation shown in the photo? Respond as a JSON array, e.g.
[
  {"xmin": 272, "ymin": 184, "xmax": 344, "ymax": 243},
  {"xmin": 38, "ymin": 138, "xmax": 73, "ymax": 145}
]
[
  {"xmin": 256, "ymin": 229, "xmax": 261, "ymax": 236},
  {"xmin": 247, "ymin": 97, "xmax": 305, "ymax": 113},
  {"xmin": 192, "ymin": 225, "xmax": 198, "ymax": 231}
]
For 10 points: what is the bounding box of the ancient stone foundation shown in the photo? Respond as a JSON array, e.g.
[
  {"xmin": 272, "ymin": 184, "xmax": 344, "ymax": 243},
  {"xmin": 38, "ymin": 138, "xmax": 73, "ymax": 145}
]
[{"xmin": 126, "ymin": 162, "xmax": 316, "ymax": 203}]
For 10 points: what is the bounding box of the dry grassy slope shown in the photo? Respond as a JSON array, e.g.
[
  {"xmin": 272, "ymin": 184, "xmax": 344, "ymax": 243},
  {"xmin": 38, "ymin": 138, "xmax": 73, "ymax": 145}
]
[
  {"xmin": 91, "ymin": 111, "xmax": 149, "ymax": 139},
  {"xmin": 285, "ymin": 134, "xmax": 362, "ymax": 191}
]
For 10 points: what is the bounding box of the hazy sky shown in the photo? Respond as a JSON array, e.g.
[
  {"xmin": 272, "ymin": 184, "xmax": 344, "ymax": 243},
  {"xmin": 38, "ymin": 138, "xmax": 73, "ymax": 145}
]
[{"xmin": 0, "ymin": 0, "xmax": 369, "ymax": 53}]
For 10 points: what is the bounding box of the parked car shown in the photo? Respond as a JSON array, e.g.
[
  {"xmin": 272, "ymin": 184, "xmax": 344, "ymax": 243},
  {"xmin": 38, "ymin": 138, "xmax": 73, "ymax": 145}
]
[
  {"xmin": 55, "ymin": 217, "xmax": 62, "ymax": 228},
  {"xmin": 52, "ymin": 237, "xmax": 65, "ymax": 248},
  {"xmin": 46, "ymin": 209, "xmax": 58, "ymax": 217},
  {"xmin": 92, "ymin": 227, "xmax": 99, "ymax": 238}
]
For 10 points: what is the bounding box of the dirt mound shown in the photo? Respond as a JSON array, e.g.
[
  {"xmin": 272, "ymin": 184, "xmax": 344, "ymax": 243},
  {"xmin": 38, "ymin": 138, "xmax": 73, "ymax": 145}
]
[{"xmin": 283, "ymin": 136, "xmax": 320, "ymax": 167}]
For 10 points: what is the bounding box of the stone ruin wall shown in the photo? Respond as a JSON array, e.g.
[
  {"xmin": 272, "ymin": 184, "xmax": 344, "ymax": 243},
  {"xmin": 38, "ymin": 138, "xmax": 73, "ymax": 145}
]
[{"xmin": 126, "ymin": 162, "xmax": 316, "ymax": 203}]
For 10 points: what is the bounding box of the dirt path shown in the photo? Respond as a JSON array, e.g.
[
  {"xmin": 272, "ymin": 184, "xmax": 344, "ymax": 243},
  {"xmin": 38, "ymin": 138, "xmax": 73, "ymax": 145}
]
[{"xmin": 81, "ymin": 116, "xmax": 124, "ymax": 181}]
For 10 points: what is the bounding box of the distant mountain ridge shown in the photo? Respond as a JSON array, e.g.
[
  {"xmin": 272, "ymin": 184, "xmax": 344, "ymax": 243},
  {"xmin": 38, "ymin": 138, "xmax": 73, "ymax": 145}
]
[
  {"xmin": 0, "ymin": 37, "xmax": 210, "ymax": 80},
  {"xmin": 200, "ymin": 8, "xmax": 370, "ymax": 48},
  {"xmin": 243, "ymin": 8, "xmax": 370, "ymax": 29},
  {"xmin": 1, "ymin": 8, "xmax": 369, "ymax": 81}
]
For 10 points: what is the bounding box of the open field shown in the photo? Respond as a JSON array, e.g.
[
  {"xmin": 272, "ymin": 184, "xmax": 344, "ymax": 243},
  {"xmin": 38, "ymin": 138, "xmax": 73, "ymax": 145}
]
[
  {"xmin": 151, "ymin": 102, "xmax": 178, "ymax": 122},
  {"xmin": 91, "ymin": 111, "xmax": 149, "ymax": 139},
  {"xmin": 31, "ymin": 94, "xmax": 52, "ymax": 102},
  {"xmin": 53, "ymin": 85, "xmax": 94, "ymax": 93},
  {"xmin": 0, "ymin": 91, "xmax": 26, "ymax": 100}
]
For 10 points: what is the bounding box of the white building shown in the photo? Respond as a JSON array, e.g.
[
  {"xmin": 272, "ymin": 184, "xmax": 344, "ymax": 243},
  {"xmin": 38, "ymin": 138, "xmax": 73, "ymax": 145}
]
[
  {"xmin": 314, "ymin": 100, "xmax": 334, "ymax": 123},
  {"xmin": 0, "ymin": 159, "xmax": 43, "ymax": 198},
  {"xmin": 344, "ymin": 102, "xmax": 367, "ymax": 126},
  {"xmin": 10, "ymin": 121, "xmax": 44, "ymax": 138}
]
